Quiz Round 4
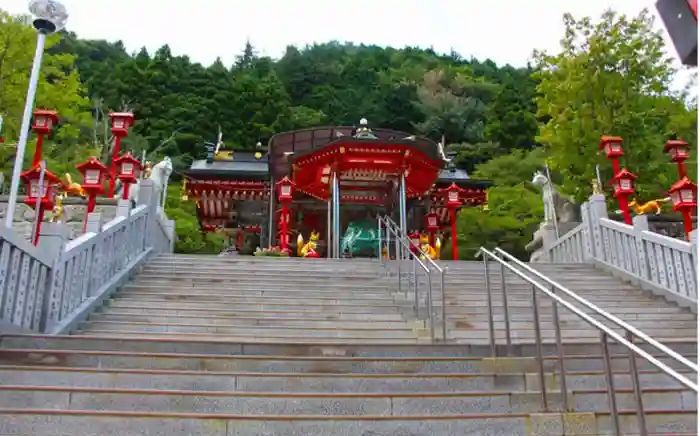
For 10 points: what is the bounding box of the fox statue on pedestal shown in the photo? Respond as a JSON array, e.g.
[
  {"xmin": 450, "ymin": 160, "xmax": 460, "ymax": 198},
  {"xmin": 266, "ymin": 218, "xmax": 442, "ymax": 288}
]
[{"xmin": 297, "ymin": 231, "xmax": 321, "ymax": 258}]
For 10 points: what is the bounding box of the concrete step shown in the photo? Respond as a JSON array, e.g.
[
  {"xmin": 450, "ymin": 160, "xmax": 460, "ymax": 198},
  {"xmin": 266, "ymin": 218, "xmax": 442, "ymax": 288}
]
[
  {"xmin": 115, "ymin": 292, "xmax": 404, "ymax": 306},
  {"xmin": 97, "ymin": 308, "xmax": 408, "ymax": 321},
  {"xmin": 0, "ymin": 409, "xmax": 695, "ymax": 436},
  {"xmin": 133, "ymin": 275, "xmax": 391, "ymax": 286},
  {"xmin": 139, "ymin": 270, "xmax": 387, "ymax": 281},
  {"xmin": 78, "ymin": 321, "xmax": 419, "ymax": 339},
  {"xmin": 1, "ymin": 346, "xmax": 694, "ymax": 374},
  {"xmin": 107, "ymin": 298, "xmax": 404, "ymax": 313},
  {"xmin": 132, "ymin": 278, "xmax": 393, "ymax": 290},
  {"xmin": 105, "ymin": 299, "xmax": 403, "ymax": 314},
  {"xmin": 89, "ymin": 313, "xmax": 411, "ymax": 329},
  {"xmin": 0, "ymin": 365, "xmax": 694, "ymax": 392},
  {"xmin": 0, "ymin": 384, "xmax": 693, "ymax": 415}
]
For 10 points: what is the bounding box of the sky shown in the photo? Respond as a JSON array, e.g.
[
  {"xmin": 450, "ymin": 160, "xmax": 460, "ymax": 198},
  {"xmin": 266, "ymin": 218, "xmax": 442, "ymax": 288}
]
[{"xmin": 2, "ymin": 0, "xmax": 695, "ymax": 87}]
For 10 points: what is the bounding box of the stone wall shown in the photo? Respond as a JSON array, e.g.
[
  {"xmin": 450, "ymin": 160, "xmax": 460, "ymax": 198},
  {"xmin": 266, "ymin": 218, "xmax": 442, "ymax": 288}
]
[{"xmin": 0, "ymin": 196, "xmax": 118, "ymax": 240}]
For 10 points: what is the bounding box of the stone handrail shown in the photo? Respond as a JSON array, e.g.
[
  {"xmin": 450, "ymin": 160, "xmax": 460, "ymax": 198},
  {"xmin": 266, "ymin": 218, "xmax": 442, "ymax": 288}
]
[
  {"xmin": 537, "ymin": 194, "xmax": 697, "ymax": 309},
  {"xmin": 0, "ymin": 180, "xmax": 175, "ymax": 334}
]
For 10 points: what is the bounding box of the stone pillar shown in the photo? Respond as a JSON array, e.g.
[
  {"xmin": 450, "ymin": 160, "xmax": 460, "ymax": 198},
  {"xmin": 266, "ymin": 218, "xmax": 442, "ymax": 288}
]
[
  {"xmin": 632, "ymin": 215, "xmax": 650, "ymax": 280},
  {"xmin": 116, "ymin": 199, "xmax": 132, "ymax": 218},
  {"xmin": 85, "ymin": 212, "xmax": 103, "ymax": 234},
  {"xmin": 587, "ymin": 194, "xmax": 608, "ymax": 260},
  {"xmin": 37, "ymin": 222, "xmax": 70, "ymax": 332},
  {"xmin": 137, "ymin": 180, "xmax": 158, "ymax": 251},
  {"xmin": 165, "ymin": 219, "xmax": 176, "ymax": 253}
]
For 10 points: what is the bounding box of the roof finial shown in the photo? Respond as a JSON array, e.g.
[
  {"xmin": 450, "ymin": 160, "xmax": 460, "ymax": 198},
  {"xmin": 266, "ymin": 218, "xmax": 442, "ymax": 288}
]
[{"xmin": 359, "ymin": 117, "xmax": 368, "ymax": 126}]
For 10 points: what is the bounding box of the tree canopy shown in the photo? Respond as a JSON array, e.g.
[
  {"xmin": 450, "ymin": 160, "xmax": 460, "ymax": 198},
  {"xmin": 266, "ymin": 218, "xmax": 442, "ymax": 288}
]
[{"xmin": 0, "ymin": 7, "xmax": 695, "ymax": 258}]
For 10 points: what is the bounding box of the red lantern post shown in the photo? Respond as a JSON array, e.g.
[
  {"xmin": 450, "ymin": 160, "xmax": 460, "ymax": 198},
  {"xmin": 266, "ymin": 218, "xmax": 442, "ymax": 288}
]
[
  {"xmin": 609, "ymin": 168, "xmax": 638, "ymax": 225},
  {"xmin": 668, "ymin": 178, "xmax": 697, "ymax": 241},
  {"xmin": 425, "ymin": 211, "xmax": 439, "ymax": 247},
  {"xmin": 408, "ymin": 230, "xmax": 421, "ymax": 255},
  {"xmin": 599, "ymin": 136, "xmax": 625, "ymax": 174},
  {"xmin": 440, "ymin": 183, "xmax": 467, "ymax": 261},
  {"xmin": 107, "ymin": 112, "xmax": 135, "ymax": 197},
  {"xmin": 114, "ymin": 152, "xmax": 142, "ymax": 200},
  {"xmin": 664, "ymin": 139, "xmax": 691, "ymax": 179},
  {"xmin": 20, "ymin": 165, "xmax": 61, "ymax": 245},
  {"xmin": 76, "ymin": 157, "xmax": 108, "ymax": 232},
  {"xmin": 31, "ymin": 109, "xmax": 58, "ymax": 167},
  {"xmin": 276, "ymin": 176, "xmax": 295, "ymax": 253}
]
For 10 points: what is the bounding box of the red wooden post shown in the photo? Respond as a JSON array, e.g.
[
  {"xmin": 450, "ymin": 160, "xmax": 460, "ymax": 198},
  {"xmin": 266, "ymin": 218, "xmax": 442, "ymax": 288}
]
[
  {"xmin": 440, "ymin": 183, "xmax": 466, "ymax": 261},
  {"xmin": 276, "ymin": 177, "xmax": 295, "ymax": 253}
]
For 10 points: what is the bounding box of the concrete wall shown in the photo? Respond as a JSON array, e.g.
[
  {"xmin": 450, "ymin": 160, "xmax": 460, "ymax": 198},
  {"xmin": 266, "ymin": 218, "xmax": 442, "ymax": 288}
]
[{"xmin": 0, "ymin": 196, "xmax": 118, "ymax": 240}]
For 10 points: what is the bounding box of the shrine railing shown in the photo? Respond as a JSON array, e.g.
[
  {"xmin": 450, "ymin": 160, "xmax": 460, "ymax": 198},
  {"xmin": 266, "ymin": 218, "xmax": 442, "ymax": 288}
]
[
  {"xmin": 0, "ymin": 180, "xmax": 175, "ymax": 334},
  {"xmin": 535, "ymin": 193, "xmax": 697, "ymax": 309}
]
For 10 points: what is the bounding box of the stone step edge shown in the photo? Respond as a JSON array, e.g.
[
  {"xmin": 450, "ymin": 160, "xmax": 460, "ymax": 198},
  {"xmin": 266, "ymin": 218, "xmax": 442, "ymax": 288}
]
[
  {"xmin": 0, "ymin": 384, "xmax": 690, "ymax": 399},
  {"xmin": 0, "ymin": 364, "xmax": 692, "ymax": 379},
  {"xmin": 0, "ymin": 407, "xmax": 690, "ymax": 421},
  {"xmin": 80, "ymin": 320, "xmax": 416, "ymax": 332},
  {"xmin": 93, "ymin": 313, "xmax": 408, "ymax": 322},
  {"xmin": 1, "ymin": 347, "xmax": 694, "ymax": 363}
]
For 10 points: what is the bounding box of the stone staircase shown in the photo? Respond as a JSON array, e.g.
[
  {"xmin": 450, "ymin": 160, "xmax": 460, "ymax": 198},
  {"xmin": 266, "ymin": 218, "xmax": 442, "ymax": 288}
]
[
  {"xmin": 437, "ymin": 261, "xmax": 698, "ymax": 344},
  {"xmin": 0, "ymin": 254, "xmax": 696, "ymax": 435}
]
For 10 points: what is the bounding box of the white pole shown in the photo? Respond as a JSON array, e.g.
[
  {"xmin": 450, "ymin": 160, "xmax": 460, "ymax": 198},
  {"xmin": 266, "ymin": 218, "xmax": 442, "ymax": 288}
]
[
  {"xmin": 5, "ymin": 31, "xmax": 47, "ymax": 229},
  {"xmin": 595, "ymin": 165, "xmax": 603, "ymax": 189}
]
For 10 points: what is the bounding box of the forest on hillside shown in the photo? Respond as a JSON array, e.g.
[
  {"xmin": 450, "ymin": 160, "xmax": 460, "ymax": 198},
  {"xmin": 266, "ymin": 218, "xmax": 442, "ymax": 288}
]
[{"xmin": 0, "ymin": 8, "xmax": 697, "ymax": 258}]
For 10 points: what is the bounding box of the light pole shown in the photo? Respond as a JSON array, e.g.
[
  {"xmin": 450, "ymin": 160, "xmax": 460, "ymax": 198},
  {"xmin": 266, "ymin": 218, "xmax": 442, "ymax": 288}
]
[{"xmin": 4, "ymin": 0, "xmax": 68, "ymax": 229}]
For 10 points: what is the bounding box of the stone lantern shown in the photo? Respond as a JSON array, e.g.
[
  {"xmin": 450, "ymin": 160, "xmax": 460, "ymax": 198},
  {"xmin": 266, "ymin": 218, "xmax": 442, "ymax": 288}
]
[
  {"xmin": 668, "ymin": 177, "xmax": 697, "ymax": 240},
  {"xmin": 114, "ymin": 152, "xmax": 141, "ymax": 200}
]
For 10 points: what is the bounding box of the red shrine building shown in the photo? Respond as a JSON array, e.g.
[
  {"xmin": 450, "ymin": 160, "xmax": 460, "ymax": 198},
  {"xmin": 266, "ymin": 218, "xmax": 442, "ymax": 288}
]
[{"xmin": 184, "ymin": 120, "xmax": 492, "ymax": 257}]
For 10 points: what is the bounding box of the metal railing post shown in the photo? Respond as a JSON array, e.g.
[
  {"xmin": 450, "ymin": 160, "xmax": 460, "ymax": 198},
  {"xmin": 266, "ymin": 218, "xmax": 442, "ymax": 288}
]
[
  {"xmin": 626, "ymin": 330, "xmax": 648, "ymax": 436},
  {"xmin": 483, "ymin": 256, "xmax": 496, "ymax": 357},
  {"xmin": 601, "ymin": 332, "xmax": 621, "ymax": 435},
  {"xmin": 440, "ymin": 269, "xmax": 447, "ymax": 342},
  {"xmin": 499, "ymin": 262, "xmax": 512, "ymax": 355},
  {"xmin": 414, "ymin": 260, "xmax": 420, "ymax": 317},
  {"xmin": 550, "ymin": 287, "xmax": 569, "ymax": 411},
  {"xmin": 427, "ymin": 272, "xmax": 434, "ymax": 342},
  {"xmin": 377, "ymin": 216, "xmax": 383, "ymax": 263},
  {"xmin": 530, "ymin": 283, "xmax": 548, "ymax": 411}
]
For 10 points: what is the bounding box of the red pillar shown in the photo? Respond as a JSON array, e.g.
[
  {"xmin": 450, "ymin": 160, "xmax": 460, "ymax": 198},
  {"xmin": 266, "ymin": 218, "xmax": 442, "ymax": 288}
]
[
  {"xmin": 107, "ymin": 136, "xmax": 122, "ymax": 197},
  {"xmin": 682, "ymin": 210, "xmax": 693, "ymax": 241},
  {"xmin": 280, "ymin": 201, "xmax": 290, "ymax": 253},
  {"xmin": 617, "ymin": 194, "xmax": 633, "ymax": 225},
  {"xmin": 33, "ymin": 207, "xmax": 44, "ymax": 246},
  {"xmin": 122, "ymin": 182, "xmax": 131, "ymax": 200},
  {"xmin": 83, "ymin": 195, "xmax": 98, "ymax": 233},
  {"xmin": 449, "ymin": 207, "xmax": 458, "ymax": 261},
  {"xmin": 32, "ymin": 134, "xmax": 45, "ymax": 168}
]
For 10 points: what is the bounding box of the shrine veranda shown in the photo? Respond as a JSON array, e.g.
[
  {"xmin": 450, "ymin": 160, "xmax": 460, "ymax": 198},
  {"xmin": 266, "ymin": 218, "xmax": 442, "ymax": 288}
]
[{"xmin": 184, "ymin": 124, "xmax": 492, "ymax": 256}]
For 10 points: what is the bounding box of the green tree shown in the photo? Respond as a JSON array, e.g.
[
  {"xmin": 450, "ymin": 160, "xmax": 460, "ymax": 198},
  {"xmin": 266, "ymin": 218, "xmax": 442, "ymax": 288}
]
[{"xmin": 534, "ymin": 9, "xmax": 697, "ymax": 202}]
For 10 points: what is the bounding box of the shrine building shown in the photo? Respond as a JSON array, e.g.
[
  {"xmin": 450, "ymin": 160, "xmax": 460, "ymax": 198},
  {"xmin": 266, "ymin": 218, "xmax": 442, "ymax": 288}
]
[{"xmin": 184, "ymin": 120, "xmax": 492, "ymax": 257}]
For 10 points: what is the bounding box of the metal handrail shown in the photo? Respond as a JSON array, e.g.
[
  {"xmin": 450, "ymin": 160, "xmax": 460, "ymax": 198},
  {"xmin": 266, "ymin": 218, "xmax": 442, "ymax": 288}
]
[
  {"xmin": 381, "ymin": 215, "xmax": 444, "ymax": 273},
  {"xmin": 379, "ymin": 215, "xmax": 448, "ymax": 341},
  {"xmin": 478, "ymin": 246, "xmax": 697, "ymax": 436},
  {"xmin": 494, "ymin": 247, "xmax": 699, "ymax": 372}
]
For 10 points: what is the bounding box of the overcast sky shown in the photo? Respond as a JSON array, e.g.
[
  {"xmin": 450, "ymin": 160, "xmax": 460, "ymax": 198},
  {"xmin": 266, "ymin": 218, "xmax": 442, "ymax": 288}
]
[{"xmin": 2, "ymin": 0, "xmax": 694, "ymax": 87}]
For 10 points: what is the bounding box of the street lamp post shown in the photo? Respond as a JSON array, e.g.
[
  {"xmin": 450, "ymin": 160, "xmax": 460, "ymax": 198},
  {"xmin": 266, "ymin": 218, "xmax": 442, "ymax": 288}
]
[{"xmin": 4, "ymin": 0, "xmax": 68, "ymax": 229}]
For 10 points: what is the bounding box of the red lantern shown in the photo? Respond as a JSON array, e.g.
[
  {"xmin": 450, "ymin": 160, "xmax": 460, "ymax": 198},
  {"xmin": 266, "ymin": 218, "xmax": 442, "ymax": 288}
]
[
  {"xmin": 21, "ymin": 165, "xmax": 62, "ymax": 245},
  {"xmin": 425, "ymin": 212, "xmax": 439, "ymax": 232},
  {"xmin": 114, "ymin": 152, "xmax": 141, "ymax": 200},
  {"xmin": 599, "ymin": 136, "xmax": 625, "ymax": 159},
  {"xmin": 276, "ymin": 176, "xmax": 295, "ymax": 202},
  {"xmin": 109, "ymin": 112, "xmax": 135, "ymax": 137},
  {"xmin": 76, "ymin": 158, "xmax": 108, "ymax": 220},
  {"xmin": 668, "ymin": 177, "xmax": 697, "ymax": 240},
  {"xmin": 609, "ymin": 168, "xmax": 638, "ymax": 198},
  {"xmin": 664, "ymin": 139, "xmax": 690, "ymax": 163},
  {"xmin": 668, "ymin": 177, "xmax": 697, "ymax": 212},
  {"xmin": 32, "ymin": 109, "xmax": 59, "ymax": 135}
]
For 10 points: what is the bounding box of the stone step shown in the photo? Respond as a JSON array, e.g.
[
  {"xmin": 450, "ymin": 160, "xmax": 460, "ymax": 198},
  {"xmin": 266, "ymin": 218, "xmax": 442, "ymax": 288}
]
[
  {"xmin": 0, "ymin": 365, "xmax": 694, "ymax": 392},
  {"xmin": 1, "ymin": 409, "xmax": 695, "ymax": 436},
  {"xmin": 108, "ymin": 298, "xmax": 404, "ymax": 313},
  {"xmin": 446, "ymin": 328, "xmax": 698, "ymax": 343},
  {"xmin": 1, "ymin": 347, "xmax": 694, "ymax": 374},
  {"xmin": 444, "ymin": 305, "xmax": 686, "ymax": 314},
  {"xmin": 115, "ymin": 292, "xmax": 404, "ymax": 306},
  {"xmin": 74, "ymin": 331, "xmax": 423, "ymax": 344},
  {"xmin": 98, "ymin": 308, "xmax": 408, "ymax": 321},
  {"xmin": 123, "ymin": 284, "xmax": 394, "ymax": 298},
  {"xmin": 134, "ymin": 274, "xmax": 391, "ymax": 285},
  {"xmin": 0, "ymin": 384, "xmax": 693, "ymax": 415},
  {"xmin": 132, "ymin": 277, "xmax": 393, "ymax": 289},
  {"xmin": 444, "ymin": 312, "xmax": 697, "ymax": 322},
  {"xmin": 89, "ymin": 313, "xmax": 411, "ymax": 329},
  {"xmin": 78, "ymin": 321, "xmax": 419, "ymax": 339},
  {"xmin": 140, "ymin": 269, "xmax": 387, "ymax": 280}
]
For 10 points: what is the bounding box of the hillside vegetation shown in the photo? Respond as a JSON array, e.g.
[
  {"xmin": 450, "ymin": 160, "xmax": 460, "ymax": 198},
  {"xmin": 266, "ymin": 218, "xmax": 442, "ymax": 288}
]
[{"xmin": 0, "ymin": 8, "xmax": 695, "ymax": 258}]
